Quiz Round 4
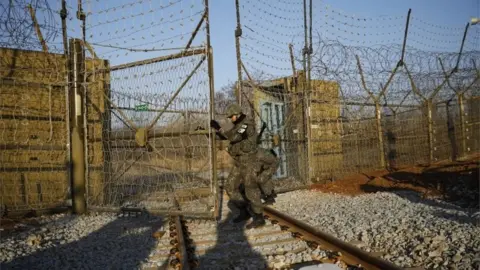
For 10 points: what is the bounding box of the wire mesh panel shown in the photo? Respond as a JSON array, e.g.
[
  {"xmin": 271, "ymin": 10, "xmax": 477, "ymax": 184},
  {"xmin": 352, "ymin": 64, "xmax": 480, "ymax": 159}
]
[
  {"xmin": 466, "ymin": 96, "xmax": 480, "ymax": 155},
  {"xmin": 82, "ymin": 0, "xmax": 214, "ymax": 215},
  {"xmin": 384, "ymin": 106, "xmax": 430, "ymax": 168}
]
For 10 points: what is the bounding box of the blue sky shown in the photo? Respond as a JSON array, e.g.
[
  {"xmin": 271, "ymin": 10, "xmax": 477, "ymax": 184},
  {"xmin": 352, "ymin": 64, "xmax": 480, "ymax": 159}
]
[
  {"xmin": 7, "ymin": 0, "xmax": 479, "ymax": 91},
  {"xmin": 1, "ymin": 0, "xmax": 477, "ymax": 127},
  {"xmin": 209, "ymin": 0, "xmax": 479, "ymax": 89}
]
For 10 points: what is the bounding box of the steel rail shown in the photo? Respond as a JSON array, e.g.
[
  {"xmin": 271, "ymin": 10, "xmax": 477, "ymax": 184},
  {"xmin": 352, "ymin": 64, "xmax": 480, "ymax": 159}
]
[
  {"xmin": 169, "ymin": 215, "xmax": 191, "ymax": 270},
  {"xmin": 263, "ymin": 206, "xmax": 404, "ymax": 270}
]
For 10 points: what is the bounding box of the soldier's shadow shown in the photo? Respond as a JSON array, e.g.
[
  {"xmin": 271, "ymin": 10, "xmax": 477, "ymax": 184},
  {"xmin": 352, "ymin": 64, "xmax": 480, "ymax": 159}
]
[
  {"xmin": 1, "ymin": 214, "xmax": 164, "ymax": 270},
  {"xmin": 196, "ymin": 201, "xmax": 268, "ymax": 270}
]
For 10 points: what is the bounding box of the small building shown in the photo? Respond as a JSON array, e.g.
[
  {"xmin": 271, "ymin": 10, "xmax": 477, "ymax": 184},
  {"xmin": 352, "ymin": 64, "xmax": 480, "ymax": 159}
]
[{"xmin": 239, "ymin": 71, "xmax": 341, "ymax": 183}]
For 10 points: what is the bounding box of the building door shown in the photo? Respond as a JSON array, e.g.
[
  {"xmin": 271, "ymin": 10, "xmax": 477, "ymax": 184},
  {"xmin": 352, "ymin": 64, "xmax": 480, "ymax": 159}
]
[{"xmin": 260, "ymin": 101, "xmax": 287, "ymax": 178}]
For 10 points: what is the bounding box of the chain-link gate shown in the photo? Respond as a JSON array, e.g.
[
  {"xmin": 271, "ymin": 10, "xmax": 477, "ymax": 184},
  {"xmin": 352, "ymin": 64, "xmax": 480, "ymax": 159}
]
[{"xmin": 73, "ymin": 0, "xmax": 217, "ymax": 217}]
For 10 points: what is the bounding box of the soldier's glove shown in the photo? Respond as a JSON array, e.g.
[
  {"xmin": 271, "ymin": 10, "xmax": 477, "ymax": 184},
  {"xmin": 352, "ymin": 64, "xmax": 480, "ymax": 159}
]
[
  {"xmin": 257, "ymin": 122, "xmax": 267, "ymax": 144},
  {"xmin": 210, "ymin": 120, "xmax": 221, "ymax": 131}
]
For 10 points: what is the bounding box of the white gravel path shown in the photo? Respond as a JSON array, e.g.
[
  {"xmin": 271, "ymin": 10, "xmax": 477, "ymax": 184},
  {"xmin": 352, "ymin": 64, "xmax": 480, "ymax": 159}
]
[
  {"xmin": 271, "ymin": 190, "xmax": 480, "ymax": 270},
  {"xmin": 2, "ymin": 189, "xmax": 479, "ymax": 270},
  {"xmin": 1, "ymin": 212, "xmax": 165, "ymax": 270}
]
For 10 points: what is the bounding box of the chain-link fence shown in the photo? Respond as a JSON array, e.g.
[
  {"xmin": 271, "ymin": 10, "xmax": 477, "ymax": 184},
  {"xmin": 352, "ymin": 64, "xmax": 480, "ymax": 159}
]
[
  {"xmin": 1, "ymin": 0, "xmax": 479, "ymax": 215},
  {"xmin": 1, "ymin": 0, "xmax": 217, "ymax": 217},
  {"xmin": 81, "ymin": 0, "xmax": 215, "ymax": 216},
  {"xmin": 234, "ymin": 0, "xmax": 480, "ymax": 187}
]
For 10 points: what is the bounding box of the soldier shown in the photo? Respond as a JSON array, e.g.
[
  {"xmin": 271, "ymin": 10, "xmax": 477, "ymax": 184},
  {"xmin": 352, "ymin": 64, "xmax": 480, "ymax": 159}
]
[{"xmin": 210, "ymin": 103, "xmax": 267, "ymax": 229}]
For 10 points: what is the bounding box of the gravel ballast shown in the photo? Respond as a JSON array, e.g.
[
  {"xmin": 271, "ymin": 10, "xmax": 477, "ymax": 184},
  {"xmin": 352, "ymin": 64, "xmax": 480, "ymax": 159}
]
[
  {"xmin": 272, "ymin": 190, "xmax": 480, "ymax": 270},
  {"xmin": 1, "ymin": 212, "xmax": 165, "ymax": 270},
  {"xmin": 2, "ymin": 189, "xmax": 479, "ymax": 270}
]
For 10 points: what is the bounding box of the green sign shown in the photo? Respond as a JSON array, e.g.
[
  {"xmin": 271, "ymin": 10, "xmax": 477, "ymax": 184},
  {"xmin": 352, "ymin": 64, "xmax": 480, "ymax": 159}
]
[{"xmin": 135, "ymin": 104, "xmax": 149, "ymax": 111}]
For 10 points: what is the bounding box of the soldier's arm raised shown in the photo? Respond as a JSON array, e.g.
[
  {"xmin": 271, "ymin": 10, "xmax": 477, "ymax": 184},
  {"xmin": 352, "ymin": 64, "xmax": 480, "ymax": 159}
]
[{"xmin": 209, "ymin": 120, "xmax": 228, "ymax": 140}]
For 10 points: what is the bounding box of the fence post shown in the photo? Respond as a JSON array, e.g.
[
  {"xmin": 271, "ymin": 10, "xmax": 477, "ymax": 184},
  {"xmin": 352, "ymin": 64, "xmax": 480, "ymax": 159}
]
[
  {"xmin": 375, "ymin": 102, "xmax": 386, "ymax": 168},
  {"xmin": 60, "ymin": 0, "xmax": 72, "ymax": 208},
  {"xmin": 426, "ymin": 100, "xmax": 434, "ymax": 164},
  {"xmin": 69, "ymin": 38, "xmax": 86, "ymax": 214},
  {"xmin": 234, "ymin": 0, "xmax": 243, "ymax": 106},
  {"xmin": 102, "ymin": 60, "xmax": 112, "ymax": 206},
  {"xmin": 458, "ymin": 94, "xmax": 467, "ymax": 158},
  {"xmin": 185, "ymin": 111, "xmax": 193, "ymax": 173},
  {"xmin": 446, "ymin": 100, "xmax": 458, "ymax": 161},
  {"xmin": 204, "ymin": 0, "xmax": 218, "ymax": 220}
]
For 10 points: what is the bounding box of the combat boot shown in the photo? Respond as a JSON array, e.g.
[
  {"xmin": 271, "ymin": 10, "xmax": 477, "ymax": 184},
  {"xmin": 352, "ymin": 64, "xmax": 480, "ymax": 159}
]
[
  {"xmin": 232, "ymin": 208, "xmax": 251, "ymax": 223},
  {"xmin": 262, "ymin": 190, "xmax": 277, "ymax": 205},
  {"xmin": 246, "ymin": 213, "xmax": 266, "ymax": 229},
  {"xmin": 263, "ymin": 195, "xmax": 276, "ymax": 205}
]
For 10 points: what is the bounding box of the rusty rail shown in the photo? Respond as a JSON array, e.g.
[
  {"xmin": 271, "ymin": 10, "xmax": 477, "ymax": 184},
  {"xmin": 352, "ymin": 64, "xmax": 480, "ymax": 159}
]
[
  {"xmin": 169, "ymin": 215, "xmax": 191, "ymax": 270},
  {"xmin": 263, "ymin": 206, "xmax": 404, "ymax": 270}
]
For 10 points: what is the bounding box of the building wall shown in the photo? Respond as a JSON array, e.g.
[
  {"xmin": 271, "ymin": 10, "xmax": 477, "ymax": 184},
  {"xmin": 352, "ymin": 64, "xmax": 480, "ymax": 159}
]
[
  {"xmin": 309, "ymin": 80, "xmax": 342, "ymax": 182},
  {"xmin": 0, "ymin": 48, "xmax": 107, "ymax": 212}
]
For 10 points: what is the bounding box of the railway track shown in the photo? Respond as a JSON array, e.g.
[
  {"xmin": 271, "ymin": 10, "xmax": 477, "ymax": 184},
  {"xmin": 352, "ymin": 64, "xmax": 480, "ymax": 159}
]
[{"xmin": 144, "ymin": 195, "xmax": 404, "ymax": 270}]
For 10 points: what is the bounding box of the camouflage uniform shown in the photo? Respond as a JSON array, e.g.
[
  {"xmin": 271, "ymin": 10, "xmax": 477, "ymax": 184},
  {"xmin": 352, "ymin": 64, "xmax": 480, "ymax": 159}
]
[
  {"xmin": 255, "ymin": 147, "xmax": 280, "ymax": 202},
  {"xmin": 211, "ymin": 104, "xmax": 266, "ymax": 228}
]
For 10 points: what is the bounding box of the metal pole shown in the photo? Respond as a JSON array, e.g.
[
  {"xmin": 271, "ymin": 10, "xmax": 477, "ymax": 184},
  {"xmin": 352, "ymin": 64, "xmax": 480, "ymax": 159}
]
[
  {"xmin": 307, "ymin": 0, "xmax": 313, "ymax": 86},
  {"xmin": 289, "ymin": 44, "xmax": 297, "ymax": 81},
  {"xmin": 110, "ymin": 48, "xmax": 205, "ymax": 71},
  {"xmin": 77, "ymin": 0, "xmax": 89, "ymax": 207},
  {"xmin": 234, "ymin": 0, "xmax": 243, "ymax": 106},
  {"xmin": 375, "ymin": 102, "xmax": 386, "ymax": 168},
  {"xmin": 399, "ymin": 9, "xmax": 411, "ymax": 66},
  {"xmin": 426, "ymin": 100, "xmax": 434, "ymax": 164},
  {"xmin": 458, "ymin": 94, "xmax": 467, "ymax": 158},
  {"xmin": 307, "ymin": 0, "xmax": 314, "ymax": 180},
  {"xmin": 185, "ymin": 111, "xmax": 193, "ymax": 172},
  {"xmin": 204, "ymin": 0, "xmax": 218, "ymax": 220},
  {"xmin": 454, "ymin": 23, "xmax": 470, "ymax": 71},
  {"xmin": 185, "ymin": 11, "xmax": 206, "ymax": 50},
  {"xmin": 69, "ymin": 38, "xmax": 86, "ymax": 214},
  {"xmin": 102, "ymin": 60, "xmax": 111, "ymax": 205},
  {"xmin": 77, "ymin": 0, "xmax": 86, "ymax": 45},
  {"xmin": 61, "ymin": 0, "xmax": 68, "ymax": 56},
  {"xmin": 302, "ymin": 0, "xmax": 312, "ymax": 184},
  {"xmin": 60, "ymin": 0, "xmax": 72, "ymax": 208},
  {"xmin": 28, "ymin": 4, "xmax": 48, "ymax": 53}
]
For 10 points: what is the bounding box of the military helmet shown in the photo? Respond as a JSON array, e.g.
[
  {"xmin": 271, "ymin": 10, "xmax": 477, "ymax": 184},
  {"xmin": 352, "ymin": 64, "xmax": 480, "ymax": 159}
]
[{"xmin": 225, "ymin": 103, "xmax": 242, "ymax": 118}]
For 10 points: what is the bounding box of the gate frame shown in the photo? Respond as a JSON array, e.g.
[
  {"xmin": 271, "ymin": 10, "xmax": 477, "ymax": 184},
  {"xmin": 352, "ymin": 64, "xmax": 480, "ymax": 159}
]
[{"xmin": 68, "ymin": 1, "xmax": 218, "ymax": 218}]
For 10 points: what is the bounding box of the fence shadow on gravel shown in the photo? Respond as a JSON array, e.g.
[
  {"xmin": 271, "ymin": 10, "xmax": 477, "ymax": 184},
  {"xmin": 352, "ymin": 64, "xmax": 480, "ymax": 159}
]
[
  {"xmin": 360, "ymin": 164, "xmax": 479, "ymax": 226},
  {"xmin": 196, "ymin": 203, "xmax": 268, "ymax": 270},
  {"xmin": 2, "ymin": 214, "xmax": 164, "ymax": 270},
  {"xmin": 390, "ymin": 164, "xmax": 478, "ymax": 208}
]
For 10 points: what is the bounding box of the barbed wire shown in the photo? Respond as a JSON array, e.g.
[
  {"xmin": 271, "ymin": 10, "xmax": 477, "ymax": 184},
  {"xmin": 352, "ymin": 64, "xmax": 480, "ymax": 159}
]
[
  {"xmin": 0, "ymin": 0, "xmax": 61, "ymax": 51},
  {"xmin": 238, "ymin": 1, "xmax": 480, "ymax": 179},
  {"xmin": 311, "ymin": 37, "xmax": 479, "ymax": 102},
  {"xmin": 85, "ymin": 0, "xmax": 207, "ymax": 69}
]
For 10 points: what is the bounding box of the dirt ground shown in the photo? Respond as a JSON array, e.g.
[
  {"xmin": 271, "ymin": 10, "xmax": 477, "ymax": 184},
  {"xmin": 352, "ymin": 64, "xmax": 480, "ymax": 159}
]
[{"xmin": 310, "ymin": 155, "xmax": 480, "ymax": 208}]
